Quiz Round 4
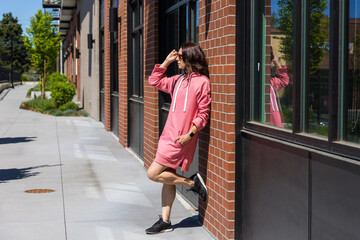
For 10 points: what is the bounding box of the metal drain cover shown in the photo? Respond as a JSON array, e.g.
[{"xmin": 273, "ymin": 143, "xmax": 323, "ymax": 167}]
[{"xmin": 25, "ymin": 189, "xmax": 55, "ymax": 193}]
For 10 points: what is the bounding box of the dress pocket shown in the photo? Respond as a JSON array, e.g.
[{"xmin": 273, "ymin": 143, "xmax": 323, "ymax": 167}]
[{"xmin": 160, "ymin": 126, "xmax": 181, "ymax": 149}]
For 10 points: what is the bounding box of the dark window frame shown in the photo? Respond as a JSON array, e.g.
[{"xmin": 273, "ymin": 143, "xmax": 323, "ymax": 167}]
[
  {"xmin": 128, "ymin": 0, "xmax": 144, "ymax": 99},
  {"xmin": 158, "ymin": 0, "xmax": 199, "ymax": 134},
  {"xmin": 240, "ymin": 0, "xmax": 360, "ymax": 163}
]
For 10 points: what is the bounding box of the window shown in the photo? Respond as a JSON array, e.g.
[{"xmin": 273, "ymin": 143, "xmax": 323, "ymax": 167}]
[
  {"xmin": 251, "ymin": 0, "xmax": 294, "ymax": 129},
  {"xmin": 159, "ymin": 0, "xmax": 199, "ymax": 108},
  {"xmin": 111, "ymin": 0, "xmax": 119, "ymax": 93},
  {"xmin": 305, "ymin": 0, "xmax": 330, "ymax": 137},
  {"xmin": 246, "ymin": 0, "xmax": 360, "ymax": 159},
  {"xmin": 129, "ymin": 0, "xmax": 143, "ymax": 98},
  {"xmin": 344, "ymin": 0, "xmax": 360, "ymax": 144}
]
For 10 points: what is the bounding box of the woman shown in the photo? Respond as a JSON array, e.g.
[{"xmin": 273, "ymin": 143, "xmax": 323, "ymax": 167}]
[
  {"xmin": 146, "ymin": 42, "xmax": 211, "ymax": 234},
  {"xmin": 270, "ymin": 49, "xmax": 289, "ymax": 127}
]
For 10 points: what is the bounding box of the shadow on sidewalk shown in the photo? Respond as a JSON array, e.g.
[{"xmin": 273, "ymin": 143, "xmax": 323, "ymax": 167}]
[
  {"xmin": 0, "ymin": 137, "xmax": 37, "ymax": 145},
  {"xmin": 173, "ymin": 215, "xmax": 202, "ymax": 229},
  {"xmin": 0, "ymin": 164, "xmax": 60, "ymax": 183}
]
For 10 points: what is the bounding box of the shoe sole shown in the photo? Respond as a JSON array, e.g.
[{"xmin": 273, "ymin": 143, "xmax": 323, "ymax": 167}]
[
  {"xmin": 196, "ymin": 173, "xmax": 208, "ymax": 202},
  {"xmin": 146, "ymin": 228, "xmax": 174, "ymax": 234}
]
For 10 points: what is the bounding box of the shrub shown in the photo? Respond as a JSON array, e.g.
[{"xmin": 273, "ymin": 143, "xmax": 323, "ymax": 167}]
[
  {"xmin": 21, "ymin": 74, "xmax": 28, "ymax": 82},
  {"xmin": 22, "ymin": 97, "xmax": 55, "ymax": 112},
  {"xmin": 51, "ymin": 81, "xmax": 76, "ymax": 107},
  {"xmin": 77, "ymin": 110, "xmax": 88, "ymax": 117},
  {"xmin": 47, "ymin": 72, "xmax": 68, "ymax": 90},
  {"xmin": 42, "ymin": 99, "xmax": 57, "ymax": 111},
  {"xmin": 38, "ymin": 81, "xmax": 51, "ymax": 92},
  {"xmin": 63, "ymin": 109, "xmax": 79, "ymax": 116},
  {"xmin": 55, "ymin": 111, "xmax": 65, "ymax": 116},
  {"xmin": 59, "ymin": 101, "xmax": 78, "ymax": 111}
]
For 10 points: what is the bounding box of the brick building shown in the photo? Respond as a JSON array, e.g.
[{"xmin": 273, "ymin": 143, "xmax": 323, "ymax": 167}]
[
  {"xmin": 55, "ymin": 0, "xmax": 360, "ymax": 239},
  {"xmin": 57, "ymin": 0, "xmax": 236, "ymax": 239}
]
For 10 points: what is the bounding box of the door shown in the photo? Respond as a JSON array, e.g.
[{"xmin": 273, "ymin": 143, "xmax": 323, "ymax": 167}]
[
  {"xmin": 159, "ymin": 0, "xmax": 199, "ymax": 207},
  {"xmin": 110, "ymin": 0, "xmax": 119, "ymax": 136},
  {"xmin": 99, "ymin": 0, "xmax": 105, "ymax": 123},
  {"xmin": 128, "ymin": 0, "xmax": 144, "ymax": 158}
]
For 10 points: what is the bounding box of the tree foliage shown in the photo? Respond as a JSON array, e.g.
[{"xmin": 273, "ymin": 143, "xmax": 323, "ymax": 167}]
[
  {"xmin": 0, "ymin": 12, "xmax": 30, "ymax": 72},
  {"xmin": 277, "ymin": 0, "xmax": 329, "ymax": 74},
  {"xmin": 24, "ymin": 10, "xmax": 60, "ymax": 75}
]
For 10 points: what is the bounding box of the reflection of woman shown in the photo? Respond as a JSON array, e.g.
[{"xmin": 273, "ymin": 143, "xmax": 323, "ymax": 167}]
[
  {"xmin": 270, "ymin": 51, "xmax": 289, "ymax": 127},
  {"xmin": 146, "ymin": 42, "xmax": 211, "ymax": 234}
]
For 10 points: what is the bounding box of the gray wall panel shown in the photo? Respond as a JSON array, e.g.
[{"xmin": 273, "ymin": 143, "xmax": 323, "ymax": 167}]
[
  {"xmin": 242, "ymin": 135, "xmax": 308, "ymax": 240},
  {"xmin": 311, "ymin": 153, "xmax": 360, "ymax": 240}
]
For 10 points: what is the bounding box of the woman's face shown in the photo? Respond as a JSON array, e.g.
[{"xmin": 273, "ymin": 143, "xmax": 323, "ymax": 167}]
[{"xmin": 176, "ymin": 48, "xmax": 186, "ymax": 69}]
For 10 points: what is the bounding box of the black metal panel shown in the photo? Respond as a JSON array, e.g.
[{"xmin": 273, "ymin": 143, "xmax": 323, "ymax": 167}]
[
  {"xmin": 111, "ymin": 94, "xmax": 119, "ymax": 137},
  {"xmin": 176, "ymin": 141, "xmax": 199, "ymax": 207},
  {"xmin": 311, "ymin": 153, "xmax": 360, "ymax": 240},
  {"xmin": 129, "ymin": 98, "xmax": 144, "ymax": 158},
  {"xmin": 100, "ymin": 91, "xmax": 105, "ymax": 123},
  {"xmin": 242, "ymin": 133, "xmax": 308, "ymax": 240}
]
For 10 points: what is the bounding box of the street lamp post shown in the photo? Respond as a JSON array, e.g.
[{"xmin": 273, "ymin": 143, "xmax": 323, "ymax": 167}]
[{"xmin": 10, "ymin": 37, "xmax": 14, "ymax": 88}]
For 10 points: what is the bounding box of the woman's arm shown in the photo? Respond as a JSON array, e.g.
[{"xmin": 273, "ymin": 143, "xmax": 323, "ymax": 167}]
[
  {"xmin": 160, "ymin": 50, "xmax": 177, "ymax": 68},
  {"xmin": 175, "ymin": 79, "xmax": 211, "ymax": 146},
  {"xmin": 192, "ymin": 80, "xmax": 211, "ymax": 131},
  {"xmin": 148, "ymin": 50, "xmax": 179, "ymax": 94}
]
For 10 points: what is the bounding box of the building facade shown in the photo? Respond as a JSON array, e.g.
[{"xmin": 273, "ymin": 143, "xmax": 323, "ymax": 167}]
[{"xmin": 55, "ymin": 0, "xmax": 360, "ymax": 239}]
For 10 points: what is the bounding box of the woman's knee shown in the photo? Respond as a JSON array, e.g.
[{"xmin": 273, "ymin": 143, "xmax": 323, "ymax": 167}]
[{"xmin": 147, "ymin": 168, "xmax": 158, "ymax": 182}]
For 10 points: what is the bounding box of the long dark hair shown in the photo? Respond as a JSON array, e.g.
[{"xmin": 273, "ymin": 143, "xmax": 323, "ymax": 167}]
[{"xmin": 180, "ymin": 42, "xmax": 209, "ymax": 79}]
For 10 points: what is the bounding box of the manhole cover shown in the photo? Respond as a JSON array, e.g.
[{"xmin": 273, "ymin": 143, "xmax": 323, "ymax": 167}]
[{"xmin": 25, "ymin": 189, "xmax": 55, "ymax": 193}]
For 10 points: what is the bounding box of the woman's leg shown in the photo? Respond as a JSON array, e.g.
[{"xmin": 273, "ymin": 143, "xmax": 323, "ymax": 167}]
[
  {"xmin": 147, "ymin": 161, "xmax": 193, "ymax": 187},
  {"xmin": 147, "ymin": 162, "xmax": 194, "ymax": 222},
  {"xmin": 162, "ymin": 183, "xmax": 176, "ymax": 222}
]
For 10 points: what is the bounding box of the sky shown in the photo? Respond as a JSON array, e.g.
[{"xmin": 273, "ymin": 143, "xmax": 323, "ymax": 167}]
[{"xmin": 0, "ymin": 0, "xmax": 43, "ymax": 35}]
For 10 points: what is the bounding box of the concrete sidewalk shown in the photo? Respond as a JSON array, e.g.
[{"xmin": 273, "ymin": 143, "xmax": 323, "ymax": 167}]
[{"xmin": 0, "ymin": 84, "xmax": 215, "ymax": 240}]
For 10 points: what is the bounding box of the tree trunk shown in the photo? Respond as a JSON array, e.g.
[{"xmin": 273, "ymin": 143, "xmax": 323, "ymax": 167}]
[{"xmin": 42, "ymin": 59, "xmax": 47, "ymax": 100}]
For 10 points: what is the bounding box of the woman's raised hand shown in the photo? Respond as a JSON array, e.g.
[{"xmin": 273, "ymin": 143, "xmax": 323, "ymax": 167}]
[{"xmin": 160, "ymin": 50, "xmax": 178, "ymax": 68}]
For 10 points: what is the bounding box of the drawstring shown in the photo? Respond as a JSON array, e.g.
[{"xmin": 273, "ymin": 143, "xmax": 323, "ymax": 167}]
[
  {"xmin": 172, "ymin": 76, "xmax": 185, "ymax": 112},
  {"xmin": 172, "ymin": 75, "xmax": 191, "ymax": 113},
  {"xmin": 270, "ymin": 86, "xmax": 279, "ymax": 111},
  {"xmin": 183, "ymin": 82, "xmax": 189, "ymax": 112}
]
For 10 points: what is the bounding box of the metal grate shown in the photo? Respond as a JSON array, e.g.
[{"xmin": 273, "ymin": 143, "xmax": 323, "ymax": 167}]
[{"xmin": 25, "ymin": 189, "xmax": 55, "ymax": 193}]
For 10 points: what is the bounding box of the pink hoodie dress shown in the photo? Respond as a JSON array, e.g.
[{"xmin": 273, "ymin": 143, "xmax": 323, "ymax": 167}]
[
  {"xmin": 148, "ymin": 65, "xmax": 211, "ymax": 172},
  {"xmin": 270, "ymin": 66, "xmax": 289, "ymax": 127}
]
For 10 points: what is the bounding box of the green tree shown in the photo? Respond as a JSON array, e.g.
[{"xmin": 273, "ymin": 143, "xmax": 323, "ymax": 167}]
[
  {"xmin": 24, "ymin": 10, "xmax": 60, "ymax": 99},
  {"xmin": 277, "ymin": 0, "xmax": 329, "ymax": 73},
  {"xmin": 0, "ymin": 13, "xmax": 30, "ymax": 72}
]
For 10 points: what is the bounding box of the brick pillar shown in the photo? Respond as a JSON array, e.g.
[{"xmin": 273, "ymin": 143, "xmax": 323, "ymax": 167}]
[
  {"xmin": 118, "ymin": 0, "xmax": 129, "ymax": 146},
  {"xmin": 104, "ymin": 0, "xmax": 111, "ymax": 131},
  {"xmin": 198, "ymin": 0, "xmax": 236, "ymax": 239},
  {"xmin": 143, "ymin": 0, "xmax": 159, "ymax": 169}
]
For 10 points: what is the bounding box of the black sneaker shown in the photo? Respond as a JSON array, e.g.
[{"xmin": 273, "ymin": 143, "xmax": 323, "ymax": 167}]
[
  {"xmin": 188, "ymin": 172, "xmax": 208, "ymax": 202},
  {"xmin": 146, "ymin": 217, "xmax": 173, "ymax": 234}
]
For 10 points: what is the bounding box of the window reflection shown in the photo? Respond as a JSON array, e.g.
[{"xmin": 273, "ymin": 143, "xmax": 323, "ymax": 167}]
[
  {"xmin": 307, "ymin": 0, "xmax": 330, "ymax": 136},
  {"xmin": 346, "ymin": 0, "xmax": 360, "ymax": 143},
  {"xmin": 264, "ymin": 1, "xmax": 293, "ymax": 129}
]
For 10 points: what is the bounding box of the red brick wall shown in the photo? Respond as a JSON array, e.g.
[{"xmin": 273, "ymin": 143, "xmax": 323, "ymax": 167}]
[
  {"xmin": 64, "ymin": 10, "xmax": 79, "ymax": 93},
  {"xmin": 143, "ymin": 0, "xmax": 159, "ymax": 168},
  {"xmin": 104, "ymin": 0, "xmax": 111, "ymax": 131},
  {"xmin": 265, "ymin": 3, "xmax": 272, "ymax": 123},
  {"xmin": 118, "ymin": 0, "xmax": 129, "ymax": 146},
  {"xmin": 76, "ymin": 13, "xmax": 81, "ymax": 101},
  {"xmin": 198, "ymin": 0, "xmax": 236, "ymax": 239}
]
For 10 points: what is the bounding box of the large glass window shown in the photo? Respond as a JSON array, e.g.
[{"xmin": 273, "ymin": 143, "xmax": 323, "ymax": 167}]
[
  {"xmin": 247, "ymin": 0, "xmax": 360, "ymax": 158},
  {"xmin": 159, "ymin": 0, "xmax": 199, "ymax": 112},
  {"xmin": 129, "ymin": 0, "xmax": 143, "ymax": 97},
  {"xmin": 344, "ymin": 0, "xmax": 360, "ymax": 143},
  {"xmin": 251, "ymin": 0, "xmax": 294, "ymax": 129},
  {"xmin": 111, "ymin": 0, "xmax": 119, "ymax": 93},
  {"xmin": 306, "ymin": 0, "xmax": 330, "ymax": 137}
]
